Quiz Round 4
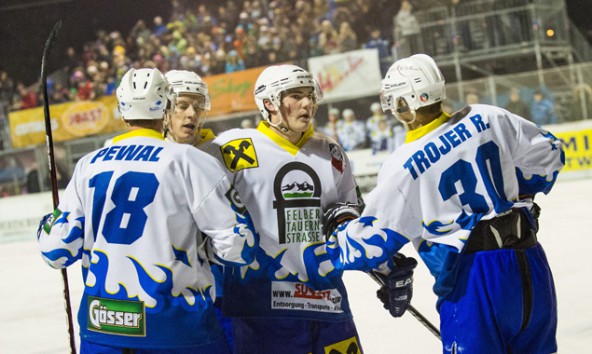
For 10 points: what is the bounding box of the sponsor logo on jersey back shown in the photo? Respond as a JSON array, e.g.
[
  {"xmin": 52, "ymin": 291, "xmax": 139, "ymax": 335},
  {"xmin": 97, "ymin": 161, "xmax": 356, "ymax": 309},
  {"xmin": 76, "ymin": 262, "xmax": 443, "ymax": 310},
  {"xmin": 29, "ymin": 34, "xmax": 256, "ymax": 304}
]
[{"xmin": 87, "ymin": 297, "xmax": 146, "ymax": 336}]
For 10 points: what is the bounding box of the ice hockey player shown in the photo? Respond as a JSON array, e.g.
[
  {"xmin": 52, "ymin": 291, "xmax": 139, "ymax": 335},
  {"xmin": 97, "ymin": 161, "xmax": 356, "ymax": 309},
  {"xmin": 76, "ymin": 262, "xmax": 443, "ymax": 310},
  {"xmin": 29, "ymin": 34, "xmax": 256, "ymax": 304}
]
[
  {"xmin": 203, "ymin": 64, "xmax": 416, "ymax": 354},
  {"xmin": 37, "ymin": 67, "xmax": 257, "ymax": 353},
  {"xmin": 325, "ymin": 53, "xmax": 564, "ymax": 353},
  {"xmin": 163, "ymin": 69, "xmax": 234, "ymax": 348}
]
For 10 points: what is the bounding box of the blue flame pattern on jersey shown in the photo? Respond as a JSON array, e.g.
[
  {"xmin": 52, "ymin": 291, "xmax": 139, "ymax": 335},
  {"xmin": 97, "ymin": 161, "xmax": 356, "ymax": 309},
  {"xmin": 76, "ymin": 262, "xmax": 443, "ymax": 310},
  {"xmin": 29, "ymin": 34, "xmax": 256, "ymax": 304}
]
[{"xmin": 326, "ymin": 216, "xmax": 409, "ymax": 272}]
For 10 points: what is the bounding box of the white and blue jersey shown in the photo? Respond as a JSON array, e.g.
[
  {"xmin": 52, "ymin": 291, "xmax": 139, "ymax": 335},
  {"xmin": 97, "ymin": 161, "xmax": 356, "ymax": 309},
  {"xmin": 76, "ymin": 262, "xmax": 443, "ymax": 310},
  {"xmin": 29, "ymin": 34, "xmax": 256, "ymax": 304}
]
[
  {"xmin": 332, "ymin": 105, "xmax": 563, "ymax": 289},
  {"xmin": 38, "ymin": 128, "xmax": 257, "ymax": 350},
  {"xmin": 332, "ymin": 104, "xmax": 564, "ymax": 353}
]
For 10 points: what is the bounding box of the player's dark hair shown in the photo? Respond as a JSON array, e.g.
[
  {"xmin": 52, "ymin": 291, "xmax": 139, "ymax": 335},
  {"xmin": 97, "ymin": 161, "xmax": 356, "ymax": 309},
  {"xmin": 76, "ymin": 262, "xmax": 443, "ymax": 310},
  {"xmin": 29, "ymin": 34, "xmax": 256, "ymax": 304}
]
[
  {"xmin": 124, "ymin": 119, "xmax": 163, "ymax": 131},
  {"xmin": 417, "ymin": 102, "xmax": 443, "ymax": 117}
]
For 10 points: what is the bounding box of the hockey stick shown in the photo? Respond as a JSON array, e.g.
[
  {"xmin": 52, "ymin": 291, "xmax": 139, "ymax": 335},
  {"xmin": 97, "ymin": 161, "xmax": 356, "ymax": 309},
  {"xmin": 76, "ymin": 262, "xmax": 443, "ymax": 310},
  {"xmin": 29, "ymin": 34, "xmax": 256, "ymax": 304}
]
[
  {"xmin": 368, "ymin": 271, "xmax": 441, "ymax": 340},
  {"xmin": 41, "ymin": 20, "xmax": 77, "ymax": 354}
]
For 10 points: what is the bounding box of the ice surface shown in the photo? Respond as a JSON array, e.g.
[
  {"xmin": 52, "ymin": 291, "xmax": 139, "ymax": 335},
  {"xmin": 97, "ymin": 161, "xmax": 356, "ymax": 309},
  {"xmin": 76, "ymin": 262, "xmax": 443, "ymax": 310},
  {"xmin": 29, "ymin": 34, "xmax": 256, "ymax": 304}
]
[{"xmin": 1, "ymin": 177, "xmax": 590, "ymax": 353}]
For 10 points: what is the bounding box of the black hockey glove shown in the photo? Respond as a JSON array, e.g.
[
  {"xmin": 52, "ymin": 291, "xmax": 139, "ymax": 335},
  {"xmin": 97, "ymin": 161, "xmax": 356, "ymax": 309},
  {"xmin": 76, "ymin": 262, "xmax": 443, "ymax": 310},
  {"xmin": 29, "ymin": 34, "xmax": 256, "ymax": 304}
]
[
  {"xmin": 375, "ymin": 253, "xmax": 418, "ymax": 318},
  {"xmin": 322, "ymin": 202, "xmax": 362, "ymax": 239}
]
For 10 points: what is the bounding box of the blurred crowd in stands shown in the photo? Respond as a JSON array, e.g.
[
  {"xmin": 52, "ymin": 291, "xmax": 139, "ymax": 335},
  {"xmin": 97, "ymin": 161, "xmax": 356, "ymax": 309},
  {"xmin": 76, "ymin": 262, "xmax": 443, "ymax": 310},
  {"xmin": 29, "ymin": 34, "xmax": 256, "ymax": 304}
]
[
  {"xmin": 0, "ymin": 0, "xmax": 574, "ymax": 125},
  {"xmin": 318, "ymin": 102, "xmax": 406, "ymax": 154},
  {"xmin": 0, "ymin": 0, "xmax": 387, "ymax": 112},
  {"xmin": 2, "ymin": 0, "xmax": 591, "ymax": 197}
]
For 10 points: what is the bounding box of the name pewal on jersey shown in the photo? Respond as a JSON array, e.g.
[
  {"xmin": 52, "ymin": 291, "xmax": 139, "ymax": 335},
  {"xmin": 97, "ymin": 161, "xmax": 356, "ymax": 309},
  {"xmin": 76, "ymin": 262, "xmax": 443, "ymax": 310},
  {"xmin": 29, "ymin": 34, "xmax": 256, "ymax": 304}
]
[{"xmin": 90, "ymin": 144, "xmax": 163, "ymax": 164}]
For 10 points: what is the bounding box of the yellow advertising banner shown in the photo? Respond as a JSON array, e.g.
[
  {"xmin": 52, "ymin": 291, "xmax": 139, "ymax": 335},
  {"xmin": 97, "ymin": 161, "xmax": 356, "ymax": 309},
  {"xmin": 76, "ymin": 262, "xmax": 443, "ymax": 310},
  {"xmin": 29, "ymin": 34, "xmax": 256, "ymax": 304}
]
[
  {"xmin": 9, "ymin": 95, "xmax": 126, "ymax": 148},
  {"xmin": 555, "ymin": 129, "xmax": 592, "ymax": 171},
  {"xmin": 8, "ymin": 66, "xmax": 266, "ymax": 148},
  {"xmin": 203, "ymin": 66, "xmax": 264, "ymax": 117}
]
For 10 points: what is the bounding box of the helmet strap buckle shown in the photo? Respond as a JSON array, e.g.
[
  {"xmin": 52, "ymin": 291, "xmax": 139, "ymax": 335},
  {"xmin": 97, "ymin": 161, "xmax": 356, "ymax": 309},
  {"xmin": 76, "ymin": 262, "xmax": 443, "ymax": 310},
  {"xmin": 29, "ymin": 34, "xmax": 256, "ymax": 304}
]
[{"xmin": 394, "ymin": 97, "xmax": 417, "ymax": 125}]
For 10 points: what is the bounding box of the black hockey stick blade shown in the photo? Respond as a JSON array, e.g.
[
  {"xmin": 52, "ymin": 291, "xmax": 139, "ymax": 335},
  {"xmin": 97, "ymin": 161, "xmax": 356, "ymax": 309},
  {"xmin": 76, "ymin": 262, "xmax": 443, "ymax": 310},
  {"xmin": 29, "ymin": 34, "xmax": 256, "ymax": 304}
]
[
  {"xmin": 40, "ymin": 20, "xmax": 77, "ymax": 354},
  {"xmin": 369, "ymin": 271, "xmax": 442, "ymax": 340}
]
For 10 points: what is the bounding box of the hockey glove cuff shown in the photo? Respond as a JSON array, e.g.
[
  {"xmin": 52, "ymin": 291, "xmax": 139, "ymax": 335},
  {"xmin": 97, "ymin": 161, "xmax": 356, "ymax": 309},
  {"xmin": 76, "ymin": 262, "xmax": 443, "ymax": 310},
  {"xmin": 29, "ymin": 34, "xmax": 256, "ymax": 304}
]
[{"xmin": 322, "ymin": 202, "xmax": 362, "ymax": 239}]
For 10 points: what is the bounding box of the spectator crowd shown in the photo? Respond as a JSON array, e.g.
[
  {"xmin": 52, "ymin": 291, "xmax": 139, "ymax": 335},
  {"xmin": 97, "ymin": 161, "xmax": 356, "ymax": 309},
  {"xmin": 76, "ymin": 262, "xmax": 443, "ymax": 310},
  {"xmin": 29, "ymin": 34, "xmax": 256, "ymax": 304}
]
[
  {"xmin": 0, "ymin": 0, "xmax": 578, "ymax": 159},
  {"xmin": 1, "ymin": 0, "xmax": 391, "ymax": 115}
]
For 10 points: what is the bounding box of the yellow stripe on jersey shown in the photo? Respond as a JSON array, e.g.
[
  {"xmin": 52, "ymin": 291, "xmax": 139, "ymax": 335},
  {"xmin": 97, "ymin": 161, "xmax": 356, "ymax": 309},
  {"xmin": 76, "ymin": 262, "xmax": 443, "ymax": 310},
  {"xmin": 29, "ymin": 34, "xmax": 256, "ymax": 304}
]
[
  {"xmin": 405, "ymin": 112, "xmax": 451, "ymax": 143},
  {"xmin": 257, "ymin": 122, "xmax": 314, "ymax": 155},
  {"xmin": 112, "ymin": 128, "xmax": 165, "ymax": 144},
  {"xmin": 200, "ymin": 128, "xmax": 216, "ymax": 143}
]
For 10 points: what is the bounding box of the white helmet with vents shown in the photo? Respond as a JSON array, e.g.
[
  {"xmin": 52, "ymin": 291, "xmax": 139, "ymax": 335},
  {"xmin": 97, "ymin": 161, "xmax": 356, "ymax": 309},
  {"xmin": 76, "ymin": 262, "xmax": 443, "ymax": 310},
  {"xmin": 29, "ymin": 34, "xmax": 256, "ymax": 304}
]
[
  {"xmin": 254, "ymin": 64, "xmax": 323, "ymax": 122},
  {"xmin": 165, "ymin": 70, "xmax": 211, "ymax": 111},
  {"xmin": 380, "ymin": 54, "xmax": 446, "ymax": 115},
  {"xmin": 116, "ymin": 68, "xmax": 168, "ymax": 120}
]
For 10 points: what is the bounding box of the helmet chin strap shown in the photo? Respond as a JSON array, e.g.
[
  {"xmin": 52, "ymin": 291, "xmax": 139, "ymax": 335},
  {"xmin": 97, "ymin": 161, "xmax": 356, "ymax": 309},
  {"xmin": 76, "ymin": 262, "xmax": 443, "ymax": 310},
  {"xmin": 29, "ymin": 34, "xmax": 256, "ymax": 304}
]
[
  {"xmin": 395, "ymin": 97, "xmax": 417, "ymax": 125},
  {"xmin": 270, "ymin": 120, "xmax": 290, "ymax": 133},
  {"xmin": 268, "ymin": 104, "xmax": 292, "ymax": 133}
]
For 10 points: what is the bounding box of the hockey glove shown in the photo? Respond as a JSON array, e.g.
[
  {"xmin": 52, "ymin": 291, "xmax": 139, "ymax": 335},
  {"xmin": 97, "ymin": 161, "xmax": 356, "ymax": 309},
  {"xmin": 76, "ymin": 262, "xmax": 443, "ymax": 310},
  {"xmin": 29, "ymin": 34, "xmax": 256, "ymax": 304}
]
[
  {"xmin": 322, "ymin": 202, "xmax": 362, "ymax": 239},
  {"xmin": 375, "ymin": 253, "xmax": 418, "ymax": 318}
]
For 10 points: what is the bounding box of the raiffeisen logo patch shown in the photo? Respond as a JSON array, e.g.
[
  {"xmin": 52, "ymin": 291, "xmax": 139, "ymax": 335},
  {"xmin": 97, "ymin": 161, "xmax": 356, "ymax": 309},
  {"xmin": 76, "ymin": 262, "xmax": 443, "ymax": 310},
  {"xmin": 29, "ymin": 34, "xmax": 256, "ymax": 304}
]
[
  {"xmin": 221, "ymin": 138, "xmax": 259, "ymax": 172},
  {"xmin": 87, "ymin": 297, "xmax": 146, "ymax": 336}
]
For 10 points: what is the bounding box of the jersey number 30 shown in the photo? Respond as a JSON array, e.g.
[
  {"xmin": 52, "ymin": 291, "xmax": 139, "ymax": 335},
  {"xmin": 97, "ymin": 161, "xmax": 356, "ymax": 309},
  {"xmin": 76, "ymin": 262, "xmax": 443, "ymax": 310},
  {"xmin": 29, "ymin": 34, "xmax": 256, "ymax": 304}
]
[
  {"xmin": 90, "ymin": 171, "xmax": 159, "ymax": 244},
  {"xmin": 438, "ymin": 141, "xmax": 510, "ymax": 213}
]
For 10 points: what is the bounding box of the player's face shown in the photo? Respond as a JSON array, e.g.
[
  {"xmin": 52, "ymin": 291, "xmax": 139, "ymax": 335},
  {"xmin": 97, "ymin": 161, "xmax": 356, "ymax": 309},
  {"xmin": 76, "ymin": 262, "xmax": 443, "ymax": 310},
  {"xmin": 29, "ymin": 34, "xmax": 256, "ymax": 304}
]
[
  {"xmin": 278, "ymin": 87, "xmax": 317, "ymax": 133},
  {"xmin": 169, "ymin": 93, "xmax": 207, "ymax": 144}
]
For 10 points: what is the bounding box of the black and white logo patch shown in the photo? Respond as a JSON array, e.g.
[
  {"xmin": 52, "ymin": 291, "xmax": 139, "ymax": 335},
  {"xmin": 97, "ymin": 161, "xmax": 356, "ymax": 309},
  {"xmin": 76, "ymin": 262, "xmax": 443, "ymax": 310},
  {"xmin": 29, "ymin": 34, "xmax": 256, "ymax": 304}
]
[{"xmin": 273, "ymin": 162, "xmax": 322, "ymax": 244}]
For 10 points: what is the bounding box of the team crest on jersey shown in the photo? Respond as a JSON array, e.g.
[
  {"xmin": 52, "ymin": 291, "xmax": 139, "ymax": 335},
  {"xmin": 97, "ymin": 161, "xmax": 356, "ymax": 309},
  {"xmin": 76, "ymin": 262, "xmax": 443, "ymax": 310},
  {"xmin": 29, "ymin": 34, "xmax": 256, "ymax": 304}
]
[
  {"xmin": 273, "ymin": 162, "xmax": 323, "ymax": 244},
  {"xmin": 329, "ymin": 143, "xmax": 345, "ymax": 174},
  {"xmin": 220, "ymin": 138, "xmax": 259, "ymax": 172}
]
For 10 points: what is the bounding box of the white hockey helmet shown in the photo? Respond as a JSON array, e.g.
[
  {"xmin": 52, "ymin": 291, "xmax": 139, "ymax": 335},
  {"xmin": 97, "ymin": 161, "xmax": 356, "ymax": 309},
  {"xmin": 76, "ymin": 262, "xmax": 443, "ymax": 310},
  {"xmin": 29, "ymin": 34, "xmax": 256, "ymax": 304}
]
[
  {"xmin": 116, "ymin": 68, "xmax": 168, "ymax": 120},
  {"xmin": 165, "ymin": 70, "xmax": 211, "ymax": 111},
  {"xmin": 380, "ymin": 54, "xmax": 446, "ymax": 114},
  {"xmin": 254, "ymin": 64, "xmax": 323, "ymax": 121}
]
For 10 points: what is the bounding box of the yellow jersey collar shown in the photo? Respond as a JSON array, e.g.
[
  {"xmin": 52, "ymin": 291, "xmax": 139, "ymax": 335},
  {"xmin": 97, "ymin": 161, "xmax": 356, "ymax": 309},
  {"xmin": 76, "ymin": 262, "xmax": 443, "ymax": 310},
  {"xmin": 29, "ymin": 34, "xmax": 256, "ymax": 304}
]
[
  {"xmin": 404, "ymin": 112, "xmax": 451, "ymax": 143},
  {"xmin": 200, "ymin": 128, "xmax": 216, "ymax": 143},
  {"xmin": 112, "ymin": 128, "xmax": 164, "ymax": 144},
  {"xmin": 257, "ymin": 121, "xmax": 314, "ymax": 156}
]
